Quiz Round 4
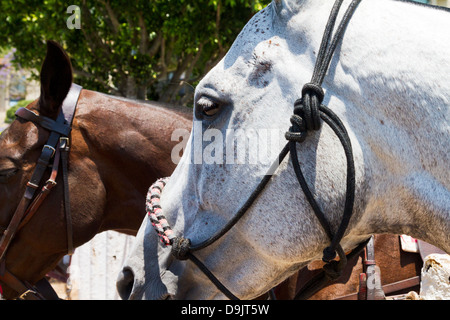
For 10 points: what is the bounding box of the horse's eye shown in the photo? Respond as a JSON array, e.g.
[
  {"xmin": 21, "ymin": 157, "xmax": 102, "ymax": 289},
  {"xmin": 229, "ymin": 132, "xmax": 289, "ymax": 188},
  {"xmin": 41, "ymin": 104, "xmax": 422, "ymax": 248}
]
[
  {"xmin": 196, "ymin": 96, "xmax": 221, "ymax": 118},
  {"xmin": 0, "ymin": 168, "xmax": 18, "ymax": 183}
]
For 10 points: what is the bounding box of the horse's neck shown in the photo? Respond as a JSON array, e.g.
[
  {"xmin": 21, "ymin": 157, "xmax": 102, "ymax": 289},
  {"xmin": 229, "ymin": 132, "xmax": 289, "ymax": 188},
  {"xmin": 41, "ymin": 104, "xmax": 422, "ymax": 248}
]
[
  {"xmin": 290, "ymin": 0, "xmax": 450, "ymax": 251},
  {"xmin": 78, "ymin": 93, "xmax": 177, "ymax": 172},
  {"xmin": 73, "ymin": 91, "xmax": 190, "ymax": 233},
  {"xmin": 348, "ymin": 2, "xmax": 449, "ymax": 251}
]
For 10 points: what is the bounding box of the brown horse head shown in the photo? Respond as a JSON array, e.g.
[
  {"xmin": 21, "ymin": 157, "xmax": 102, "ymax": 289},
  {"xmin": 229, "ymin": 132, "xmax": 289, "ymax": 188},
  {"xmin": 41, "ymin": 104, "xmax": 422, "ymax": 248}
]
[{"xmin": 0, "ymin": 41, "xmax": 192, "ymax": 299}]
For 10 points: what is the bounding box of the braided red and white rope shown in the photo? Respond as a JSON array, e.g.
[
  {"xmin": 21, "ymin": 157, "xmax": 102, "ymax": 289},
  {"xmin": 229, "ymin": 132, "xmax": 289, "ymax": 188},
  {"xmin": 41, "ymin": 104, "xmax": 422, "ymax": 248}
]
[{"xmin": 146, "ymin": 177, "xmax": 175, "ymax": 246}]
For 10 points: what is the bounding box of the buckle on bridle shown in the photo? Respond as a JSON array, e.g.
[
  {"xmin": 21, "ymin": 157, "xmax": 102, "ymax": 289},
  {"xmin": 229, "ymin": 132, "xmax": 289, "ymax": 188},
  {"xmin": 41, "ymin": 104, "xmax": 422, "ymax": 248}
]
[
  {"xmin": 19, "ymin": 289, "xmax": 36, "ymax": 300},
  {"xmin": 59, "ymin": 137, "xmax": 70, "ymax": 151},
  {"xmin": 45, "ymin": 179, "xmax": 57, "ymax": 187},
  {"xmin": 42, "ymin": 145, "xmax": 56, "ymax": 158},
  {"xmin": 43, "ymin": 179, "xmax": 57, "ymax": 192}
]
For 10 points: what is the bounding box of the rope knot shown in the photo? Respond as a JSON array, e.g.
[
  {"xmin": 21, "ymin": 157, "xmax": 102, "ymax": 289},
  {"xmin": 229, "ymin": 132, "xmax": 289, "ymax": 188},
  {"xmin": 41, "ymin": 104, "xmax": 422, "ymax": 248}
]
[
  {"xmin": 171, "ymin": 236, "xmax": 191, "ymax": 260},
  {"xmin": 294, "ymin": 82, "xmax": 324, "ymax": 132},
  {"xmin": 322, "ymin": 246, "xmax": 337, "ymax": 262},
  {"xmin": 285, "ymin": 113, "xmax": 307, "ymax": 143},
  {"xmin": 302, "ymin": 83, "xmax": 325, "ymax": 104},
  {"xmin": 323, "ymin": 260, "xmax": 342, "ymax": 281}
]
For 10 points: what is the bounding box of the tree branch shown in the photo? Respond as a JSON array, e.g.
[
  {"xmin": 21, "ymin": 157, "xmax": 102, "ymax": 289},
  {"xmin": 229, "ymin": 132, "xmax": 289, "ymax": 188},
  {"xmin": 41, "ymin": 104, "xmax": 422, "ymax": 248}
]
[
  {"xmin": 80, "ymin": 1, "xmax": 113, "ymax": 58},
  {"xmin": 99, "ymin": 0, "xmax": 120, "ymax": 34},
  {"xmin": 148, "ymin": 31, "xmax": 162, "ymax": 57},
  {"xmin": 160, "ymin": 52, "xmax": 194, "ymax": 103},
  {"xmin": 73, "ymin": 68, "xmax": 122, "ymax": 96},
  {"xmin": 215, "ymin": 0, "xmax": 224, "ymax": 55},
  {"xmin": 138, "ymin": 12, "xmax": 148, "ymax": 54}
]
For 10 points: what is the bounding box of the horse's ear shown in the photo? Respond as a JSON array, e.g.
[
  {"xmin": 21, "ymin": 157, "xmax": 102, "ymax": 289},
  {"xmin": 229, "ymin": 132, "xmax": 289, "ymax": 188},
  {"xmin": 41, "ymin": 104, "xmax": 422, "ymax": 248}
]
[{"xmin": 38, "ymin": 40, "xmax": 73, "ymax": 118}]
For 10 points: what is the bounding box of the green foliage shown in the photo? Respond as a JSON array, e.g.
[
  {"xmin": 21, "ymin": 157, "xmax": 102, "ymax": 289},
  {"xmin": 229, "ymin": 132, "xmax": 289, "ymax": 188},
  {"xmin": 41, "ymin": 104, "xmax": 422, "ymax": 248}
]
[
  {"xmin": 0, "ymin": 0, "xmax": 271, "ymax": 104},
  {"xmin": 5, "ymin": 100, "xmax": 33, "ymax": 123}
]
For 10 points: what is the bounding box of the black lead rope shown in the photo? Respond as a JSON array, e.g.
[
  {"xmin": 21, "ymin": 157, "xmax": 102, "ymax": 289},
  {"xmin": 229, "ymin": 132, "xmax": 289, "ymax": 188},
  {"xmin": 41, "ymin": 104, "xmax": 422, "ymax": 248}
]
[
  {"xmin": 149, "ymin": 0, "xmax": 361, "ymax": 300},
  {"xmin": 286, "ymin": 0, "xmax": 360, "ymax": 262},
  {"xmin": 285, "ymin": 0, "xmax": 361, "ymax": 297}
]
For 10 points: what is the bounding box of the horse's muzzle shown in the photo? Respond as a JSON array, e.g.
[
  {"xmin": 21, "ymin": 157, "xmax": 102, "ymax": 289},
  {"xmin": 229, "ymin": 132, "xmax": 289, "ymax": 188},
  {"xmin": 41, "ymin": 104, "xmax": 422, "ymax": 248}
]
[
  {"xmin": 116, "ymin": 267, "xmax": 134, "ymax": 300},
  {"xmin": 116, "ymin": 266, "xmax": 175, "ymax": 300}
]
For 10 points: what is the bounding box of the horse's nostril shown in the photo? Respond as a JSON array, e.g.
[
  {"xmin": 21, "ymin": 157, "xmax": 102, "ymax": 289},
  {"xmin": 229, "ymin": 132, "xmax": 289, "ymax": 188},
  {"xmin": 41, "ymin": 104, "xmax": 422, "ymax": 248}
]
[{"xmin": 116, "ymin": 268, "xmax": 135, "ymax": 300}]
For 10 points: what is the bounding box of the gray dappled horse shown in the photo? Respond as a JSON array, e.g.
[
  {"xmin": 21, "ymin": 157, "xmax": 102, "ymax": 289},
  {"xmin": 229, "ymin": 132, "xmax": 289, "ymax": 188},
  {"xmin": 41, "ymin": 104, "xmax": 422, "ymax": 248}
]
[{"xmin": 117, "ymin": 0, "xmax": 449, "ymax": 299}]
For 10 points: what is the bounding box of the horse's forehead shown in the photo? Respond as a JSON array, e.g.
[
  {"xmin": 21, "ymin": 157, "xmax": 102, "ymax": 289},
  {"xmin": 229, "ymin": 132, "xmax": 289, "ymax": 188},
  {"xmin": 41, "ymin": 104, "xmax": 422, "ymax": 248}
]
[
  {"xmin": 0, "ymin": 120, "xmax": 41, "ymax": 157},
  {"xmin": 221, "ymin": 5, "xmax": 276, "ymax": 65}
]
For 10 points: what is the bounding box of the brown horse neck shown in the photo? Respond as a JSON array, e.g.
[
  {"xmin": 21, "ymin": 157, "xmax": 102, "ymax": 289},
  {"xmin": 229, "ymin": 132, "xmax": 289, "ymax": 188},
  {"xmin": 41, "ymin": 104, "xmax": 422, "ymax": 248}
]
[{"xmin": 69, "ymin": 90, "xmax": 192, "ymax": 236}]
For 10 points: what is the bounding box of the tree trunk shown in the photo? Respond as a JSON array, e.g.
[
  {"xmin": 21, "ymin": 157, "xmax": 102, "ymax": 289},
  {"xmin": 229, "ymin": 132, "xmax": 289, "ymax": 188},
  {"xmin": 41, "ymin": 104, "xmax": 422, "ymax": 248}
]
[
  {"xmin": 136, "ymin": 84, "xmax": 146, "ymax": 100},
  {"xmin": 126, "ymin": 77, "xmax": 137, "ymax": 99},
  {"xmin": 159, "ymin": 53, "xmax": 194, "ymax": 104}
]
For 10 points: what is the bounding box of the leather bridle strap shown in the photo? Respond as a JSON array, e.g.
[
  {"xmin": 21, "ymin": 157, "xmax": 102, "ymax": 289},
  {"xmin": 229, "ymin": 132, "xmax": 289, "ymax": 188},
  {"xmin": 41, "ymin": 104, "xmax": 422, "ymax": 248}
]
[
  {"xmin": 17, "ymin": 145, "xmax": 61, "ymax": 231},
  {"xmin": 60, "ymin": 137, "xmax": 74, "ymax": 254},
  {"xmin": 0, "ymin": 262, "xmax": 45, "ymax": 300},
  {"xmin": 13, "ymin": 108, "xmax": 71, "ymax": 136},
  {"xmin": 0, "ymin": 83, "xmax": 82, "ymax": 299},
  {"xmin": 57, "ymin": 82, "xmax": 82, "ymax": 255},
  {"xmin": 0, "ymin": 109, "xmax": 68, "ymax": 261}
]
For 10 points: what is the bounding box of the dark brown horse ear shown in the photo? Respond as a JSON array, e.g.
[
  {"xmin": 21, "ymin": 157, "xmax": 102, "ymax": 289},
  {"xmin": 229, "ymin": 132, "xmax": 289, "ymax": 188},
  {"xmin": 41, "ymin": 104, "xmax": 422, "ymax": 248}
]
[{"xmin": 38, "ymin": 40, "xmax": 73, "ymax": 118}]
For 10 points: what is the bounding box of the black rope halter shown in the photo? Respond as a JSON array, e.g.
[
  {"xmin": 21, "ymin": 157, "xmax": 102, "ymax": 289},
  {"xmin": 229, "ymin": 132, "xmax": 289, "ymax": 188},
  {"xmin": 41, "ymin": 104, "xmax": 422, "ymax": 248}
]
[{"xmin": 147, "ymin": 0, "xmax": 362, "ymax": 300}]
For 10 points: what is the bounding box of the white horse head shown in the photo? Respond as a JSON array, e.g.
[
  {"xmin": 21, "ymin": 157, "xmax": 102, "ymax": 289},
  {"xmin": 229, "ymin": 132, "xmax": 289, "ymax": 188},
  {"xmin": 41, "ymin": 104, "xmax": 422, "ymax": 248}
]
[{"xmin": 117, "ymin": 0, "xmax": 450, "ymax": 299}]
